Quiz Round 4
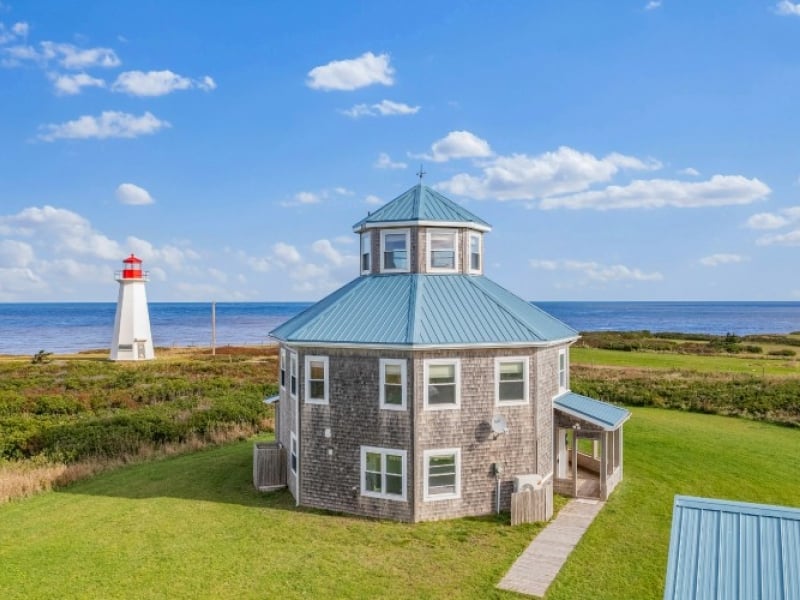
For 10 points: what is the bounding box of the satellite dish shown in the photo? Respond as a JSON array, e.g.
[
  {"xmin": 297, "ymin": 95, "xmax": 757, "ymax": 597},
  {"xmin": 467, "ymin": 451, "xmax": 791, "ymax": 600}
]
[{"xmin": 491, "ymin": 414, "xmax": 508, "ymax": 436}]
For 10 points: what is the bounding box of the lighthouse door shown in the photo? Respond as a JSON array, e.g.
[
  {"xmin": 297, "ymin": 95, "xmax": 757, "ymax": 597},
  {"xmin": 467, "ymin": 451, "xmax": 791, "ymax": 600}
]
[{"xmin": 137, "ymin": 342, "xmax": 146, "ymax": 359}]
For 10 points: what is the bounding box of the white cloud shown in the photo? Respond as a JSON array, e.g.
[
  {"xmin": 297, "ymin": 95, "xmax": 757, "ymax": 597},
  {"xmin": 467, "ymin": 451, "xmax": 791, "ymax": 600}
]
[
  {"xmin": 644, "ymin": 1, "xmax": 662, "ymax": 10},
  {"xmin": 539, "ymin": 175, "xmax": 770, "ymax": 210},
  {"xmin": 419, "ymin": 130, "xmax": 492, "ymax": 163},
  {"xmin": 374, "ymin": 152, "xmax": 407, "ymax": 170},
  {"xmin": 198, "ymin": 75, "xmax": 216, "ymax": 91},
  {"xmin": 47, "ymin": 42, "xmax": 120, "ymax": 68},
  {"xmin": 307, "ymin": 51, "xmax": 394, "ymax": 91},
  {"xmin": 0, "ymin": 239, "xmax": 34, "ymax": 267},
  {"xmin": 746, "ymin": 206, "xmax": 800, "ymax": 230},
  {"xmin": 297, "ymin": 191, "xmax": 320, "ymax": 204},
  {"xmin": 0, "ymin": 22, "xmax": 29, "ymax": 45},
  {"xmin": 333, "ymin": 187, "xmax": 353, "ymax": 196},
  {"xmin": 312, "ymin": 239, "xmax": 344, "ymax": 266},
  {"xmin": 438, "ymin": 146, "xmax": 658, "ymax": 201},
  {"xmin": 49, "ymin": 72, "xmax": 105, "ymax": 95},
  {"xmin": 530, "ymin": 258, "xmax": 663, "ymax": 282},
  {"xmin": 1, "ymin": 205, "xmax": 121, "ymax": 259},
  {"xmin": 679, "ymin": 167, "xmax": 700, "ymax": 176},
  {"xmin": 273, "ymin": 242, "xmax": 302, "ymax": 265},
  {"xmin": 342, "ymin": 99, "xmax": 419, "ymax": 118},
  {"xmin": 365, "ymin": 194, "xmax": 382, "ymax": 205},
  {"xmin": 528, "ymin": 259, "xmax": 558, "ymax": 271},
  {"xmin": 746, "ymin": 212, "xmax": 790, "ymax": 230},
  {"xmin": 3, "ymin": 41, "xmax": 121, "ymax": 69},
  {"xmin": 699, "ymin": 253, "xmax": 747, "ymax": 267},
  {"xmin": 757, "ymin": 229, "xmax": 800, "ymax": 246},
  {"xmin": 111, "ymin": 70, "xmax": 216, "ymax": 96},
  {"xmin": 116, "ymin": 183, "xmax": 154, "ymax": 206},
  {"xmin": 126, "ymin": 236, "xmax": 199, "ymax": 269},
  {"xmin": 38, "ymin": 111, "xmax": 170, "ymax": 141},
  {"xmin": 775, "ymin": 1, "xmax": 800, "ymax": 16}
]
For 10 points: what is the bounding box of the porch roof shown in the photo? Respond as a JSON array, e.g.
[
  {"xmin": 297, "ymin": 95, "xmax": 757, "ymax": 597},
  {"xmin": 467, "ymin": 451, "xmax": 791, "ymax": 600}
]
[
  {"xmin": 554, "ymin": 392, "xmax": 630, "ymax": 430},
  {"xmin": 664, "ymin": 495, "xmax": 800, "ymax": 600}
]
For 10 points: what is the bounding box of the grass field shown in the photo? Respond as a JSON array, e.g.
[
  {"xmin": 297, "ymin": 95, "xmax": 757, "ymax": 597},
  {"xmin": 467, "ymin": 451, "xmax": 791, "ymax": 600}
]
[
  {"xmin": 571, "ymin": 345, "xmax": 800, "ymax": 376},
  {"xmin": 2, "ymin": 408, "xmax": 798, "ymax": 599}
]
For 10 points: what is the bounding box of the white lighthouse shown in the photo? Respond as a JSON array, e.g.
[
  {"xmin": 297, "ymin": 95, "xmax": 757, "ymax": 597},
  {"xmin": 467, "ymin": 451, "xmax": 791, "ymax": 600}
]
[{"xmin": 110, "ymin": 254, "xmax": 155, "ymax": 361}]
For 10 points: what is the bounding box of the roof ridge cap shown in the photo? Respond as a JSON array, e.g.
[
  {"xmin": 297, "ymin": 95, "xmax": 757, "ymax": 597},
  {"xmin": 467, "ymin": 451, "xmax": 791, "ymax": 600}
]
[{"xmin": 407, "ymin": 274, "xmax": 423, "ymax": 343}]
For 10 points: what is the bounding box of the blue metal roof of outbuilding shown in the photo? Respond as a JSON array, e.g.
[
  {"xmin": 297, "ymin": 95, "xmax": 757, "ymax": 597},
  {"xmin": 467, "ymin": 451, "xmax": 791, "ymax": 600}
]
[
  {"xmin": 269, "ymin": 274, "xmax": 577, "ymax": 347},
  {"xmin": 553, "ymin": 392, "xmax": 630, "ymax": 430},
  {"xmin": 352, "ymin": 184, "xmax": 491, "ymax": 231},
  {"xmin": 664, "ymin": 495, "xmax": 800, "ymax": 600}
]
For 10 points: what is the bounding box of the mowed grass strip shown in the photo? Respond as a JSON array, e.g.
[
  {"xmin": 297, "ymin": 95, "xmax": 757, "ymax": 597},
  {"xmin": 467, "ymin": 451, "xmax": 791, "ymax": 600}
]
[
  {"xmin": 546, "ymin": 408, "xmax": 800, "ymax": 600},
  {"xmin": 0, "ymin": 437, "xmax": 555, "ymax": 600},
  {"xmin": 2, "ymin": 409, "xmax": 799, "ymax": 599},
  {"xmin": 571, "ymin": 346, "xmax": 800, "ymax": 376}
]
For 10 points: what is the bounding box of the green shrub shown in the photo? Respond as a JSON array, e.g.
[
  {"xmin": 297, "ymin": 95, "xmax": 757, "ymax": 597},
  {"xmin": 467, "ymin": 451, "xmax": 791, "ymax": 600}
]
[{"xmin": 768, "ymin": 349, "xmax": 796, "ymax": 357}]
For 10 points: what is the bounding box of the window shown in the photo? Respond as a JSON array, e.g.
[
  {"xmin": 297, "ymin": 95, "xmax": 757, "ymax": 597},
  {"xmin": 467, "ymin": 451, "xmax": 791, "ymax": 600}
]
[
  {"xmin": 360, "ymin": 446, "xmax": 407, "ymax": 501},
  {"xmin": 469, "ymin": 233, "xmax": 481, "ymax": 273},
  {"xmin": 289, "ymin": 352, "xmax": 298, "ymax": 398},
  {"xmin": 381, "ymin": 229, "xmax": 410, "ymax": 272},
  {"xmin": 424, "ymin": 449, "xmax": 461, "ymax": 501},
  {"xmin": 558, "ymin": 349, "xmax": 568, "ymax": 393},
  {"xmin": 380, "ymin": 358, "xmax": 407, "ymax": 410},
  {"xmin": 424, "ymin": 359, "xmax": 460, "ymax": 409},
  {"xmin": 290, "ymin": 432, "xmax": 298, "ymax": 475},
  {"xmin": 304, "ymin": 355, "xmax": 329, "ymax": 404},
  {"xmin": 427, "ymin": 230, "xmax": 457, "ymax": 271},
  {"xmin": 360, "ymin": 232, "xmax": 371, "ymax": 274},
  {"xmin": 279, "ymin": 348, "xmax": 286, "ymax": 390},
  {"xmin": 496, "ymin": 357, "xmax": 529, "ymax": 405}
]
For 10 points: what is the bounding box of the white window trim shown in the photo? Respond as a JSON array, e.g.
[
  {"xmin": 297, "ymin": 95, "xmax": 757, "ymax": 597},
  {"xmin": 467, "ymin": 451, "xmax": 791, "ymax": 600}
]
[
  {"xmin": 360, "ymin": 446, "xmax": 407, "ymax": 501},
  {"xmin": 304, "ymin": 355, "xmax": 329, "ymax": 405},
  {"xmin": 290, "ymin": 432, "xmax": 298, "ymax": 476},
  {"xmin": 468, "ymin": 232, "xmax": 482, "ymax": 275},
  {"xmin": 558, "ymin": 348, "xmax": 568, "ymax": 395},
  {"xmin": 379, "ymin": 358, "xmax": 407, "ymax": 411},
  {"xmin": 423, "ymin": 448, "xmax": 461, "ymax": 501},
  {"xmin": 495, "ymin": 356, "xmax": 530, "ymax": 406},
  {"xmin": 426, "ymin": 228, "xmax": 459, "ymax": 273},
  {"xmin": 279, "ymin": 348, "xmax": 286, "ymax": 391},
  {"xmin": 423, "ymin": 358, "xmax": 461, "ymax": 410},
  {"xmin": 289, "ymin": 351, "xmax": 298, "ymax": 400},
  {"xmin": 380, "ymin": 228, "xmax": 411, "ymax": 274},
  {"xmin": 360, "ymin": 232, "xmax": 371, "ymax": 275}
]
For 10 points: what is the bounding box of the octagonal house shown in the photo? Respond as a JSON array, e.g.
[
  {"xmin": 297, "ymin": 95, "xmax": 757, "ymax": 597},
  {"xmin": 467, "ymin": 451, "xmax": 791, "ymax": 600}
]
[{"xmin": 270, "ymin": 183, "xmax": 629, "ymax": 522}]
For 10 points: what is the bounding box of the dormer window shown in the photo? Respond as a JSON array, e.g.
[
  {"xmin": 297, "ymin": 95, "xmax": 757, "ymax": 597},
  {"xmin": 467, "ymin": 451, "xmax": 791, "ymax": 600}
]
[
  {"xmin": 381, "ymin": 229, "xmax": 410, "ymax": 273},
  {"xmin": 469, "ymin": 233, "xmax": 481, "ymax": 274},
  {"xmin": 427, "ymin": 230, "xmax": 458, "ymax": 272},
  {"xmin": 361, "ymin": 232, "xmax": 372, "ymax": 274}
]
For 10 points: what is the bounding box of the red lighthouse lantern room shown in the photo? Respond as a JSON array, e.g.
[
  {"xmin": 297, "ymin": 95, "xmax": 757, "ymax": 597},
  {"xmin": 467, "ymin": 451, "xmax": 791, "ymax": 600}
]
[{"xmin": 120, "ymin": 254, "xmax": 144, "ymax": 280}]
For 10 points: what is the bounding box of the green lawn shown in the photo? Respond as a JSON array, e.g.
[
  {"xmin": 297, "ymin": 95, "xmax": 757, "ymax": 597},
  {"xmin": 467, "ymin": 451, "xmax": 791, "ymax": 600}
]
[
  {"xmin": 572, "ymin": 346, "xmax": 800, "ymax": 376},
  {"xmin": 1, "ymin": 409, "xmax": 799, "ymax": 599}
]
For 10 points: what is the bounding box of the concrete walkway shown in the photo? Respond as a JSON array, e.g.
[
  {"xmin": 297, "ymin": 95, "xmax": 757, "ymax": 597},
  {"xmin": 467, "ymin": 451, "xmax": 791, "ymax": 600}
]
[{"xmin": 497, "ymin": 498, "xmax": 605, "ymax": 598}]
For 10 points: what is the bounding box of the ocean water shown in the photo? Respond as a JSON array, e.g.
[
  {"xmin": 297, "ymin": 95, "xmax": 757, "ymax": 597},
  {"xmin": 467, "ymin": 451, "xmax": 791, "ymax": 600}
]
[{"xmin": 1, "ymin": 301, "xmax": 799, "ymax": 356}]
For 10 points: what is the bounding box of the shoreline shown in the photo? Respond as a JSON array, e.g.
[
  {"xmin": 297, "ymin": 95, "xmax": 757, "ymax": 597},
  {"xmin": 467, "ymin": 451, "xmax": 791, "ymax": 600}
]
[{"xmin": 3, "ymin": 329, "xmax": 800, "ymax": 360}]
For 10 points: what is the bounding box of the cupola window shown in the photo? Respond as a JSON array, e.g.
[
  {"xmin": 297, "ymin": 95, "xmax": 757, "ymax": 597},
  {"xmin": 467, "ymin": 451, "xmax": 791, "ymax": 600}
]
[
  {"xmin": 428, "ymin": 230, "xmax": 457, "ymax": 271},
  {"xmin": 469, "ymin": 233, "xmax": 481, "ymax": 273},
  {"xmin": 381, "ymin": 230, "xmax": 410, "ymax": 272},
  {"xmin": 361, "ymin": 232, "xmax": 372, "ymax": 274}
]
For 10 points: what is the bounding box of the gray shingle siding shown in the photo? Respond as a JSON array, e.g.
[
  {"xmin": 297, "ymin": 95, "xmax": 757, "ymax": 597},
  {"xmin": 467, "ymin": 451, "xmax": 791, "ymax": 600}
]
[{"xmin": 279, "ymin": 342, "xmax": 571, "ymax": 522}]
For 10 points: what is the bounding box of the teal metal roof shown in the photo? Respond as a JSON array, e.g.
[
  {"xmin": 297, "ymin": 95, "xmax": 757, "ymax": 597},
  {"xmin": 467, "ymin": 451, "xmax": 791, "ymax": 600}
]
[
  {"xmin": 269, "ymin": 274, "xmax": 577, "ymax": 347},
  {"xmin": 664, "ymin": 495, "xmax": 800, "ymax": 600},
  {"xmin": 553, "ymin": 392, "xmax": 630, "ymax": 430},
  {"xmin": 352, "ymin": 184, "xmax": 491, "ymax": 231}
]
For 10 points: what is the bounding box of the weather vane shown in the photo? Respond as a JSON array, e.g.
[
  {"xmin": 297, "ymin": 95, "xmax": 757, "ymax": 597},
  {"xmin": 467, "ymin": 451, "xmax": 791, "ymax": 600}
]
[{"xmin": 416, "ymin": 164, "xmax": 427, "ymax": 182}]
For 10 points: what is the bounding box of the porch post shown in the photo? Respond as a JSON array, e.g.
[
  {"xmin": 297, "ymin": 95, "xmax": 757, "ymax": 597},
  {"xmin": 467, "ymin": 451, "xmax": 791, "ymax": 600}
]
[
  {"xmin": 600, "ymin": 431, "xmax": 608, "ymax": 500},
  {"xmin": 572, "ymin": 430, "xmax": 578, "ymax": 497}
]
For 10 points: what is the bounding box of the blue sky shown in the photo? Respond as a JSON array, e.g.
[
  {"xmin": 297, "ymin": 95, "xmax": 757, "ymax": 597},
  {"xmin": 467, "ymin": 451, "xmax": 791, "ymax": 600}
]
[{"xmin": 2, "ymin": 1, "xmax": 800, "ymax": 302}]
